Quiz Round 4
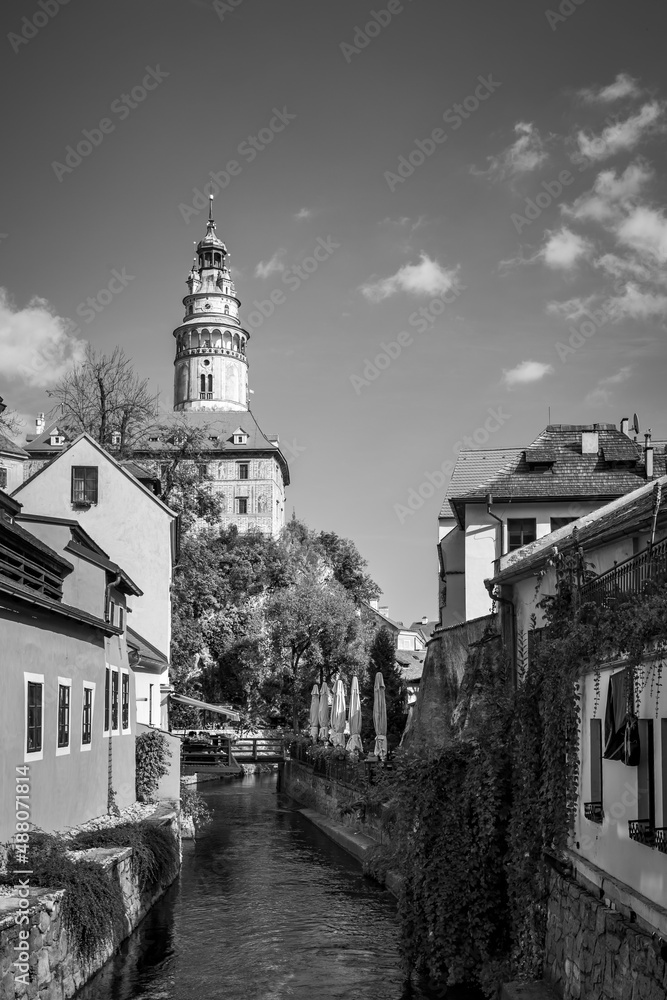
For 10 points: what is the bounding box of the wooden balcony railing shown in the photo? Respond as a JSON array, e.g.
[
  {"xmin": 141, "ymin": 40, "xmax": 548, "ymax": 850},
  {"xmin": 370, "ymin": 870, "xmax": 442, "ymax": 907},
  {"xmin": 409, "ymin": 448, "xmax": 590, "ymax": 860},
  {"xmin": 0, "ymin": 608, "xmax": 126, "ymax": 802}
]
[
  {"xmin": 579, "ymin": 537, "xmax": 667, "ymax": 606},
  {"xmin": 0, "ymin": 541, "xmax": 63, "ymax": 602}
]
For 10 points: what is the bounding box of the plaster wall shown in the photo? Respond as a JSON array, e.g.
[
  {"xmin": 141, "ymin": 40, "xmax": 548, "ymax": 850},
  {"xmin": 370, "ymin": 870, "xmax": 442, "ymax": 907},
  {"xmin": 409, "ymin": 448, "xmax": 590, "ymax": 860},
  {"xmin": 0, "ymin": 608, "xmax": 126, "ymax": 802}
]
[
  {"xmin": 14, "ymin": 438, "xmax": 174, "ymax": 658},
  {"xmin": 0, "ymin": 455, "xmax": 26, "ymax": 492},
  {"xmin": 0, "ymin": 606, "xmax": 136, "ymax": 843}
]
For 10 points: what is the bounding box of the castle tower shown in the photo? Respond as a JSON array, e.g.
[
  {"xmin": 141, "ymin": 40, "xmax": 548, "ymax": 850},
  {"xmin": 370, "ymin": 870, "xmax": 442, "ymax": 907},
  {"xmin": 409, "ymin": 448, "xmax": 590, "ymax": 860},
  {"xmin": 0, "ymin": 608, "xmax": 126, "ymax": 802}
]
[{"xmin": 173, "ymin": 197, "xmax": 249, "ymax": 411}]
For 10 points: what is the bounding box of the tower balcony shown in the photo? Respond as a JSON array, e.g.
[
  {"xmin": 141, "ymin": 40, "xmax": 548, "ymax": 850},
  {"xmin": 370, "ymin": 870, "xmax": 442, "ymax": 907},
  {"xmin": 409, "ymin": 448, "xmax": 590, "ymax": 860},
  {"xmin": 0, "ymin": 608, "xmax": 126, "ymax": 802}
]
[{"xmin": 175, "ymin": 346, "xmax": 247, "ymax": 362}]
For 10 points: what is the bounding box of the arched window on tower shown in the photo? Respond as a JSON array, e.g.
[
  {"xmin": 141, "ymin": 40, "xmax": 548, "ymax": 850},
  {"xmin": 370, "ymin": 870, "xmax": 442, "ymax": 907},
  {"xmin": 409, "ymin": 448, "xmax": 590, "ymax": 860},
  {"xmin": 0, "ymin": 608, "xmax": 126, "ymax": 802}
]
[
  {"xmin": 207, "ymin": 374, "xmax": 213, "ymax": 395},
  {"xmin": 200, "ymin": 374, "xmax": 206, "ymax": 398},
  {"xmin": 223, "ymin": 331, "xmax": 232, "ymax": 350},
  {"xmin": 205, "ymin": 253, "xmax": 212, "ymax": 267},
  {"xmin": 224, "ymin": 304, "xmax": 229, "ymax": 315},
  {"xmin": 233, "ymin": 333, "xmax": 240, "ymax": 352},
  {"xmin": 214, "ymin": 253, "xmax": 221, "ymax": 267}
]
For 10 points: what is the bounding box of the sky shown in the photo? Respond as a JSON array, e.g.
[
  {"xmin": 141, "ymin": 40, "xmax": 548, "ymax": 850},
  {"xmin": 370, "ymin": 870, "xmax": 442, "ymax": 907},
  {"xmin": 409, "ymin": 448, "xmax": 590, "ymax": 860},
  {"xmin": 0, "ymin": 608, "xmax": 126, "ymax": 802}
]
[{"xmin": 2, "ymin": 0, "xmax": 667, "ymax": 625}]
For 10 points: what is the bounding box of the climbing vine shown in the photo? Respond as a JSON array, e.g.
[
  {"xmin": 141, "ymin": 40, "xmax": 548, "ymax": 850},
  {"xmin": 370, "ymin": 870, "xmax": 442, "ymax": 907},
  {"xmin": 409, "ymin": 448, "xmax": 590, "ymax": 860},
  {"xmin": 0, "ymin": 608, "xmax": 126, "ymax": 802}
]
[{"xmin": 371, "ymin": 546, "xmax": 667, "ymax": 995}]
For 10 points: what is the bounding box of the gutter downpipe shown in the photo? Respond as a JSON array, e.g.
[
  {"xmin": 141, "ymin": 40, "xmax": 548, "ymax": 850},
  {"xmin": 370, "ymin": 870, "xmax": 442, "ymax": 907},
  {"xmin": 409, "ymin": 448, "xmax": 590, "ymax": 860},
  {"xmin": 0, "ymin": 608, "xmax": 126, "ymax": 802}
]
[
  {"xmin": 484, "ymin": 576, "xmax": 517, "ymax": 689},
  {"xmin": 486, "ymin": 494, "xmax": 505, "ymax": 558}
]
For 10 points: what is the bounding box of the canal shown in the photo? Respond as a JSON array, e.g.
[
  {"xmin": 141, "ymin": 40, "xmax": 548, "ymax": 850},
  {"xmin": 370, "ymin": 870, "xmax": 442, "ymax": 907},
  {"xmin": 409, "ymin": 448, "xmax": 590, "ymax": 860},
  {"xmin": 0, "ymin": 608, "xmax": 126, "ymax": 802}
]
[{"xmin": 75, "ymin": 774, "xmax": 479, "ymax": 999}]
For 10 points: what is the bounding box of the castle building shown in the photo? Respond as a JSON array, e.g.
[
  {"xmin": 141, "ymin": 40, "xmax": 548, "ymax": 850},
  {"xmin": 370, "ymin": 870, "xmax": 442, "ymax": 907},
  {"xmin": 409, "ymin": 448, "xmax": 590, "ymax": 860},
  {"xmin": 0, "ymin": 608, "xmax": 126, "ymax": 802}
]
[{"xmin": 133, "ymin": 198, "xmax": 289, "ymax": 536}]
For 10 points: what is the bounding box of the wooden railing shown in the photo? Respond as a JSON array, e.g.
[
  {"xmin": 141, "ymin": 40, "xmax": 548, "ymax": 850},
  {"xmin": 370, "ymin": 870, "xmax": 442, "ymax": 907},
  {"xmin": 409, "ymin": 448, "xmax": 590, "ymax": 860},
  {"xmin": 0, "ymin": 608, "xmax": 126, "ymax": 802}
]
[
  {"xmin": 0, "ymin": 541, "xmax": 63, "ymax": 602},
  {"xmin": 580, "ymin": 538, "xmax": 667, "ymax": 606},
  {"xmin": 288, "ymin": 740, "xmax": 381, "ymax": 788},
  {"xmin": 231, "ymin": 738, "xmax": 286, "ymax": 762}
]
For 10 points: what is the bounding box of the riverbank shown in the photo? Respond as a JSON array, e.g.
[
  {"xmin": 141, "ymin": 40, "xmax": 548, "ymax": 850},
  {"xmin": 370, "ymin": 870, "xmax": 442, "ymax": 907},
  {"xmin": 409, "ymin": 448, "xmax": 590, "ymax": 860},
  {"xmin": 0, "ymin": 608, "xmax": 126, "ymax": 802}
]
[{"xmin": 0, "ymin": 803, "xmax": 180, "ymax": 1000}]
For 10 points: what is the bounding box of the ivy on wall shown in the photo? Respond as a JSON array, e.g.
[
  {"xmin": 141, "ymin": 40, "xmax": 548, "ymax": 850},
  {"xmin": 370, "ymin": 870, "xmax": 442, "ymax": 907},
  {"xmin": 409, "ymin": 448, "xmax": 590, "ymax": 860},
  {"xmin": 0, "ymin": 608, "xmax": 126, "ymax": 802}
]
[{"xmin": 366, "ymin": 547, "xmax": 667, "ymax": 994}]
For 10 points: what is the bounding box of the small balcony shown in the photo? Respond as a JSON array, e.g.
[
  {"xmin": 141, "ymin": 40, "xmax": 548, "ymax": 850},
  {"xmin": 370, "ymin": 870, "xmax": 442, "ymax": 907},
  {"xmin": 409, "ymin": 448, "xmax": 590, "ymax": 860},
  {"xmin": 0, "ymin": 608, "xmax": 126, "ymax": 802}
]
[
  {"xmin": 628, "ymin": 819, "xmax": 655, "ymax": 847},
  {"xmin": 580, "ymin": 537, "xmax": 667, "ymax": 606},
  {"xmin": 584, "ymin": 801, "xmax": 604, "ymax": 823},
  {"xmin": 655, "ymin": 828, "xmax": 667, "ymax": 854}
]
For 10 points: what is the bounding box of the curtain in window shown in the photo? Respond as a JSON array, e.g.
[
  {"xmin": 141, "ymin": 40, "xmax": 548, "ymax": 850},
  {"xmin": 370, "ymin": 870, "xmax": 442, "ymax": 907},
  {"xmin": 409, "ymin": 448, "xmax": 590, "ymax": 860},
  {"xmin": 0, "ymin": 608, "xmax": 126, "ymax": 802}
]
[{"xmin": 603, "ymin": 668, "xmax": 640, "ymax": 765}]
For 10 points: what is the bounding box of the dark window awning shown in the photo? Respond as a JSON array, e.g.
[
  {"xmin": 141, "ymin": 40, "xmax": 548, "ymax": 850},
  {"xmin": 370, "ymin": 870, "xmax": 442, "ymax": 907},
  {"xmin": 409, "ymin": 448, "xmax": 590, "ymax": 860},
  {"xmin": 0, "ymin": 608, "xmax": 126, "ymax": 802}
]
[
  {"xmin": 603, "ymin": 668, "xmax": 639, "ymax": 765},
  {"xmin": 170, "ymin": 693, "xmax": 240, "ymax": 721}
]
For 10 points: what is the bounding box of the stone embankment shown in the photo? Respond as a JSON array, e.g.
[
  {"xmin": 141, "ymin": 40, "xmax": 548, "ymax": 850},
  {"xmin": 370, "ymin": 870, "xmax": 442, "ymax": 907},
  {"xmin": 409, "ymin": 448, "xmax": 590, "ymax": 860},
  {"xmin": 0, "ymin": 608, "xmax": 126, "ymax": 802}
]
[{"xmin": 0, "ymin": 804, "xmax": 180, "ymax": 1000}]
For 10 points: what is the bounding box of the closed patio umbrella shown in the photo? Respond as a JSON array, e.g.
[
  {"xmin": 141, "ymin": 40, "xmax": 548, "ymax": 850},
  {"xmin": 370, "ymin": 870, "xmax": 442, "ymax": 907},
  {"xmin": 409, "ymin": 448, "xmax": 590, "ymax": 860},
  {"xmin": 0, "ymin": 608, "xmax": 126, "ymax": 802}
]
[
  {"xmin": 373, "ymin": 671, "xmax": 387, "ymax": 759},
  {"xmin": 309, "ymin": 683, "xmax": 320, "ymax": 743},
  {"xmin": 318, "ymin": 681, "xmax": 330, "ymax": 741},
  {"xmin": 346, "ymin": 676, "xmax": 363, "ymax": 753},
  {"xmin": 331, "ymin": 677, "xmax": 347, "ymax": 747}
]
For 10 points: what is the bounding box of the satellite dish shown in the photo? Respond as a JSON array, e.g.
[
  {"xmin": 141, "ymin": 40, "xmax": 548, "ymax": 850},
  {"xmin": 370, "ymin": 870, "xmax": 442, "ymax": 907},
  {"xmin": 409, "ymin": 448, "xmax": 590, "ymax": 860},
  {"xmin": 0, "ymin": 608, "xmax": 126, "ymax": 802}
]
[{"xmin": 633, "ymin": 413, "xmax": 640, "ymax": 435}]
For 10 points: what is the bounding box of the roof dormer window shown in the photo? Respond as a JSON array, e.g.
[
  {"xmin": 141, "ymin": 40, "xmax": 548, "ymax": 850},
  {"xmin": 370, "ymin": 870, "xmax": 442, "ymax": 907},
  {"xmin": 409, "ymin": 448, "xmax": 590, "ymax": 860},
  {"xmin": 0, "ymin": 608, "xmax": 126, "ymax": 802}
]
[
  {"xmin": 233, "ymin": 428, "xmax": 248, "ymax": 445},
  {"xmin": 523, "ymin": 448, "xmax": 556, "ymax": 472},
  {"xmin": 50, "ymin": 430, "xmax": 65, "ymax": 446}
]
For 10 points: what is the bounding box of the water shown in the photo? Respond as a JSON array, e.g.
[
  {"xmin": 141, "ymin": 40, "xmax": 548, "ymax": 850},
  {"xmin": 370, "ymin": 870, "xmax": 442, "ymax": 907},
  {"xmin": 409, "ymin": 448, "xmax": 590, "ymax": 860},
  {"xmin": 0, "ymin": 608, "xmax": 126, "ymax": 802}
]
[{"xmin": 76, "ymin": 775, "xmax": 477, "ymax": 999}]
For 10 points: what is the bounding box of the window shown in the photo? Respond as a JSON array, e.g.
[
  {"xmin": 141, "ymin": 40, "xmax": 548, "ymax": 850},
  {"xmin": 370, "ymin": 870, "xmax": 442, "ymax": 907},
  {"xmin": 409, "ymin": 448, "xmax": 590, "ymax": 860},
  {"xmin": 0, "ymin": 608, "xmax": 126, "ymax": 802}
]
[
  {"xmin": 71, "ymin": 466, "xmax": 98, "ymax": 505},
  {"xmin": 26, "ymin": 675, "xmax": 44, "ymax": 759},
  {"xmin": 238, "ymin": 463, "xmax": 249, "ymax": 480},
  {"xmin": 104, "ymin": 666, "xmax": 110, "ymax": 735},
  {"xmin": 235, "ymin": 497, "xmax": 248, "ymax": 515},
  {"xmin": 0, "ymin": 467, "xmax": 7, "ymax": 489},
  {"xmin": 121, "ymin": 671, "xmax": 130, "ymax": 732},
  {"xmin": 82, "ymin": 683, "xmax": 94, "ymax": 748},
  {"xmin": 111, "ymin": 670, "xmax": 119, "ymax": 733},
  {"xmin": 551, "ymin": 516, "xmax": 577, "ymax": 532},
  {"xmin": 57, "ymin": 680, "xmax": 71, "ymax": 752},
  {"xmin": 507, "ymin": 518, "xmax": 537, "ymax": 552},
  {"xmin": 638, "ymin": 720, "xmax": 655, "ymax": 828},
  {"xmin": 118, "ymin": 606, "xmax": 124, "ymax": 631},
  {"xmin": 197, "ymin": 463, "xmax": 208, "ymax": 479},
  {"xmin": 585, "ymin": 719, "xmax": 603, "ymax": 822},
  {"xmin": 149, "ymin": 683, "xmax": 154, "ymax": 726},
  {"xmin": 398, "ymin": 636, "xmax": 415, "ymax": 650},
  {"xmin": 160, "ymin": 463, "xmax": 170, "ymax": 480},
  {"xmin": 107, "ymin": 598, "xmax": 116, "ymax": 625}
]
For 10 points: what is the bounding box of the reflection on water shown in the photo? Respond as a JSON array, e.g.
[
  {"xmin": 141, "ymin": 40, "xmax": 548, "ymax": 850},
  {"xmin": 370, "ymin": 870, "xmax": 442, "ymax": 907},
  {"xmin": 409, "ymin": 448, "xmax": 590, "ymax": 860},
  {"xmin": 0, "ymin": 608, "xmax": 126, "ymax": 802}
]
[{"xmin": 76, "ymin": 774, "xmax": 479, "ymax": 999}]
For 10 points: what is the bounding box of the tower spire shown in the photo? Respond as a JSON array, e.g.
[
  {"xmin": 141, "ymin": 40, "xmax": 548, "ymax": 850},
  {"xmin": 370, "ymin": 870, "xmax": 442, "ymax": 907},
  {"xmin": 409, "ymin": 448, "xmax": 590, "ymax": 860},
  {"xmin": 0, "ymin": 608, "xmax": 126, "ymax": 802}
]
[{"xmin": 208, "ymin": 193, "xmax": 214, "ymax": 223}]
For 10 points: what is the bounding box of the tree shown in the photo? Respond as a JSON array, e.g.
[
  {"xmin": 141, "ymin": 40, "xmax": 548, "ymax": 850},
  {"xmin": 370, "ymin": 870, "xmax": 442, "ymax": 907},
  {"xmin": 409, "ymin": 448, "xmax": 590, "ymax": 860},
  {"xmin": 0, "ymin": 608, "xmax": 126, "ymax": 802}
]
[
  {"xmin": 361, "ymin": 626, "xmax": 408, "ymax": 748},
  {"xmin": 318, "ymin": 530, "xmax": 381, "ymax": 602},
  {"xmin": 47, "ymin": 345, "xmax": 157, "ymax": 453},
  {"xmin": 266, "ymin": 580, "xmax": 361, "ymax": 731}
]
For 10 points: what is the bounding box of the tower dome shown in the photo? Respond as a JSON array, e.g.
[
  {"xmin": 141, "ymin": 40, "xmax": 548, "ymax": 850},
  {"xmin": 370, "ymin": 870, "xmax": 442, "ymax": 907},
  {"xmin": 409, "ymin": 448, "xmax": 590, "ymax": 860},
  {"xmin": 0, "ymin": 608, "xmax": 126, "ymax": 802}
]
[{"xmin": 172, "ymin": 197, "xmax": 249, "ymax": 412}]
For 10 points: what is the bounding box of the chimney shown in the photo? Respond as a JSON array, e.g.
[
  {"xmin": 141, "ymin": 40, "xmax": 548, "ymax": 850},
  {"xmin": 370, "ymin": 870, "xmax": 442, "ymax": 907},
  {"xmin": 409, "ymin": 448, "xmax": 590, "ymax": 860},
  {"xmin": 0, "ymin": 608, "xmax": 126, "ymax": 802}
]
[
  {"xmin": 369, "ymin": 599, "xmax": 379, "ymax": 611},
  {"xmin": 421, "ymin": 615, "xmax": 429, "ymax": 624},
  {"xmin": 379, "ymin": 606, "xmax": 389, "ymax": 617},
  {"xmin": 620, "ymin": 416, "xmax": 629, "ymax": 437},
  {"xmin": 35, "ymin": 413, "xmax": 45, "ymax": 435},
  {"xmin": 645, "ymin": 430, "xmax": 654, "ymax": 479},
  {"xmin": 581, "ymin": 430, "xmax": 599, "ymax": 455}
]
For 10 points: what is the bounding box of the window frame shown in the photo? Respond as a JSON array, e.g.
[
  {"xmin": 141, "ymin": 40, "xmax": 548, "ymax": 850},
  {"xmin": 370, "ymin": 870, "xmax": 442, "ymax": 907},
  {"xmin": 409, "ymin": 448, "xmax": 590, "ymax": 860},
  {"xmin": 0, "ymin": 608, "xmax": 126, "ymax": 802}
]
[
  {"xmin": 25, "ymin": 673, "xmax": 44, "ymax": 762},
  {"xmin": 0, "ymin": 466, "xmax": 7, "ymax": 489},
  {"xmin": 56, "ymin": 677, "xmax": 72, "ymax": 755},
  {"xmin": 104, "ymin": 665, "xmax": 111, "ymax": 737},
  {"xmin": 110, "ymin": 667, "xmax": 120, "ymax": 735},
  {"xmin": 81, "ymin": 682, "xmax": 95, "ymax": 750},
  {"xmin": 235, "ymin": 497, "xmax": 248, "ymax": 515},
  {"xmin": 550, "ymin": 516, "xmax": 577, "ymax": 533},
  {"xmin": 121, "ymin": 669, "xmax": 131, "ymax": 733},
  {"xmin": 507, "ymin": 517, "xmax": 537, "ymax": 552},
  {"xmin": 71, "ymin": 466, "xmax": 99, "ymax": 505},
  {"xmin": 238, "ymin": 463, "xmax": 249, "ymax": 481}
]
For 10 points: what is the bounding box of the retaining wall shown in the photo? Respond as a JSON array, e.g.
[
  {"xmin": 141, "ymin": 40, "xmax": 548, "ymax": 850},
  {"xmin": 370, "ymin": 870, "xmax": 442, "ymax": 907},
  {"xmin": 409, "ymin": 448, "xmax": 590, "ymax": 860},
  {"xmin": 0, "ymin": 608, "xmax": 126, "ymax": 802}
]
[
  {"xmin": 545, "ymin": 866, "xmax": 667, "ymax": 1000},
  {"xmin": 282, "ymin": 760, "xmax": 386, "ymax": 843},
  {"xmin": 0, "ymin": 808, "xmax": 179, "ymax": 999}
]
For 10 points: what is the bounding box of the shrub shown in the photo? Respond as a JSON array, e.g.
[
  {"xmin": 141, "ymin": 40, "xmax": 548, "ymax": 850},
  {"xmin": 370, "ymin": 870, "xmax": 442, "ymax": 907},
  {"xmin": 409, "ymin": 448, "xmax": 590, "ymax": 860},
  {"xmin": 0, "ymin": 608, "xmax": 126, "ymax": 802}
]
[
  {"xmin": 179, "ymin": 781, "xmax": 212, "ymax": 828},
  {"xmin": 136, "ymin": 729, "xmax": 171, "ymax": 802},
  {"xmin": 71, "ymin": 821, "xmax": 179, "ymax": 891}
]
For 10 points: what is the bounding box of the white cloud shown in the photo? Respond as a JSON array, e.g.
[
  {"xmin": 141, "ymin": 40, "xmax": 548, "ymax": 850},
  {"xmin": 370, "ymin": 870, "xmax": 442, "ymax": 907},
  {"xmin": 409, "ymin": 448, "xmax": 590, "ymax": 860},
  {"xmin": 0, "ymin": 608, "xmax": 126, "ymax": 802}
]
[
  {"xmin": 474, "ymin": 122, "xmax": 549, "ymax": 179},
  {"xmin": 576, "ymin": 101, "xmax": 664, "ymax": 161},
  {"xmin": 255, "ymin": 249, "xmax": 286, "ymax": 278},
  {"xmin": 294, "ymin": 208, "xmax": 312, "ymax": 220},
  {"xmin": 501, "ymin": 360, "xmax": 554, "ymax": 388},
  {"xmin": 360, "ymin": 254, "xmax": 460, "ymax": 303},
  {"xmin": 539, "ymin": 227, "xmax": 592, "ymax": 270},
  {"xmin": 585, "ymin": 366, "xmax": 633, "ymax": 407},
  {"xmin": 616, "ymin": 205, "xmax": 667, "ymax": 263},
  {"xmin": 579, "ymin": 73, "xmax": 642, "ymax": 104},
  {"xmin": 607, "ymin": 283, "xmax": 667, "ymax": 320},
  {"xmin": 566, "ymin": 162, "xmax": 652, "ymax": 223},
  {"xmin": 546, "ymin": 295, "xmax": 599, "ymax": 321},
  {"xmin": 0, "ymin": 288, "xmax": 86, "ymax": 388}
]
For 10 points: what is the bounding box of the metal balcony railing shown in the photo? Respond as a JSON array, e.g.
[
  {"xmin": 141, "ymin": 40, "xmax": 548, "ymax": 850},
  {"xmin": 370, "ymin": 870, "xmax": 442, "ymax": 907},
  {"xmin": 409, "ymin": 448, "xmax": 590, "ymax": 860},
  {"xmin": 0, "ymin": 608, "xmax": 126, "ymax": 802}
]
[
  {"xmin": 584, "ymin": 801, "xmax": 603, "ymax": 823},
  {"xmin": 628, "ymin": 819, "xmax": 654, "ymax": 847},
  {"xmin": 579, "ymin": 537, "xmax": 667, "ymax": 606}
]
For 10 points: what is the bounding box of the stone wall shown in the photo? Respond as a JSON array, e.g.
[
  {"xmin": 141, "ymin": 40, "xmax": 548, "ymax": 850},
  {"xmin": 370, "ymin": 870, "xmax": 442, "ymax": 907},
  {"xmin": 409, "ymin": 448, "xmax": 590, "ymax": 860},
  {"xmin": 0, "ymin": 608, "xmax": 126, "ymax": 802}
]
[
  {"xmin": 282, "ymin": 761, "xmax": 386, "ymax": 843},
  {"xmin": 545, "ymin": 866, "xmax": 667, "ymax": 1000},
  {"xmin": 0, "ymin": 810, "xmax": 179, "ymax": 999}
]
